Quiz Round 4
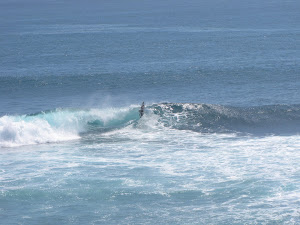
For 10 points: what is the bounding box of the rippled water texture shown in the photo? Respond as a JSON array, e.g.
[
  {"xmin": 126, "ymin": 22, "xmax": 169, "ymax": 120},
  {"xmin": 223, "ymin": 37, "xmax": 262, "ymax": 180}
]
[{"xmin": 0, "ymin": 0, "xmax": 299, "ymax": 224}]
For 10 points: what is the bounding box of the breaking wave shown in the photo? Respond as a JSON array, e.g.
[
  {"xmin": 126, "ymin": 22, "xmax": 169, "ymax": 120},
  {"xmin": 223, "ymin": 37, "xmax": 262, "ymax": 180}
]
[
  {"xmin": 1, "ymin": 103, "xmax": 299, "ymax": 147},
  {"xmin": 0, "ymin": 106, "xmax": 139, "ymax": 147}
]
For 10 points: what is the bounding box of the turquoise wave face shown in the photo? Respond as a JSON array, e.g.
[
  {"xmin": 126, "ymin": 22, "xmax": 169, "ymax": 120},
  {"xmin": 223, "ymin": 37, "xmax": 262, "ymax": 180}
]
[
  {"xmin": 0, "ymin": 106, "xmax": 140, "ymax": 147},
  {"xmin": 26, "ymin": 107, "xmax": 140, "ymax": 130}
]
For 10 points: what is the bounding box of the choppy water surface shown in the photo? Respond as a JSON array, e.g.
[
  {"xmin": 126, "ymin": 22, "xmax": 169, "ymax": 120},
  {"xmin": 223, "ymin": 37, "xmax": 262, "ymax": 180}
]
[{"xmin": 0, "ymin": 0, "xmax": 299, "ymax": 224}]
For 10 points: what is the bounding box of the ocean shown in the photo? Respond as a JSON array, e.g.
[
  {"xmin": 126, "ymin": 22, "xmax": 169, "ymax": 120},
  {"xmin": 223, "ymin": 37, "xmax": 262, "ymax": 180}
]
[{"xmin": 0, "ymin": 0, "xmax": 299, "ymax": 224}]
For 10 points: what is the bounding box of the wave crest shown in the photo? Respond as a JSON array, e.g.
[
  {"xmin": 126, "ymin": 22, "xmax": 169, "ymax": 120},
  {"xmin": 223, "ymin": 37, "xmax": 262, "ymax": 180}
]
[{"xmin": 1, "ymin": 103, "xmax": 299, "ymax": 147}]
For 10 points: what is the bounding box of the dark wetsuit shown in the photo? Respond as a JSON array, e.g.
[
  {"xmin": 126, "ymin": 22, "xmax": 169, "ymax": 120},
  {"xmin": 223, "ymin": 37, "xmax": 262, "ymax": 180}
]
[{"xmin": 139, "ymin": 102, "xmax": 145, "ymax": 118}]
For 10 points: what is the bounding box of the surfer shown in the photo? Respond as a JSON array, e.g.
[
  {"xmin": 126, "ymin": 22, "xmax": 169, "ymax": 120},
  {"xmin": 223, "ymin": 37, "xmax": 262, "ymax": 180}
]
[{"xmin": 139, "ymin": 102, "xmax": 145, "ymax": 118}]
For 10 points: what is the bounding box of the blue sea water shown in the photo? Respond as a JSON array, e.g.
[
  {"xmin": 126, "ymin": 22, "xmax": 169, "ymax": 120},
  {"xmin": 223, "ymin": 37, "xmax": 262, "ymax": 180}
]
[{"xmin": 0, "ymin": 0, "xmax": 300, "ymax": 224}]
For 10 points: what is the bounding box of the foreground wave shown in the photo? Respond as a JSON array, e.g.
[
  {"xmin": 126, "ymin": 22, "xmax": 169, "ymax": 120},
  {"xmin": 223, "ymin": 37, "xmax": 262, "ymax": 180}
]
[{"xmin": 1, "ymin": 103, "xmax": 299, "ymax": 147}]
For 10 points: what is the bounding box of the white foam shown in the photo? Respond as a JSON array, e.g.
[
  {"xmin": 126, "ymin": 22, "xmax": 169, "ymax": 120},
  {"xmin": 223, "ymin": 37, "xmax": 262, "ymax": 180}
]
[{"xmin": 0, "ymin": 115, "xmax": 79, "ymax": 148}]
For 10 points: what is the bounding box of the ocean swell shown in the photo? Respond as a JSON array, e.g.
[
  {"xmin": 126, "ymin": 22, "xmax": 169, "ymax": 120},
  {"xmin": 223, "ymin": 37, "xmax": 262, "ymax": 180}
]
[{"xmin": 151, "ymin": 103, "xmax": 300, "ymax": 135}]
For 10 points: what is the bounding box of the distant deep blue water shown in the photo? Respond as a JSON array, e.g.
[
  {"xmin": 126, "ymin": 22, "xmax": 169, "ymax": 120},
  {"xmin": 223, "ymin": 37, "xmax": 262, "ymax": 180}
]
[{"xmin": 0, "ymin": 0, "xmax": 299, "ymax": 224}]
